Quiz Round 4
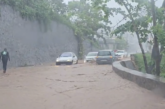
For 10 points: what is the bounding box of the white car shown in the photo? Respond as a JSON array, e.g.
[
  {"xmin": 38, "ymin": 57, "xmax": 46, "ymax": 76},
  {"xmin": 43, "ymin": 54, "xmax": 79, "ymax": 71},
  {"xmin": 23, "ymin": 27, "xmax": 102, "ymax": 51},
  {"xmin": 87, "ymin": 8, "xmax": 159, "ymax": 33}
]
[
  {"xmin": 56, "ymin": 52, "xmax": 78, "ymax": 65},
  {"xmin": 84, "ymin": 52, "xmax": 98, "ymax": 63},
  {"xmin": 115, "ymin": 50, "xmax": 127, "ymax": 59}
]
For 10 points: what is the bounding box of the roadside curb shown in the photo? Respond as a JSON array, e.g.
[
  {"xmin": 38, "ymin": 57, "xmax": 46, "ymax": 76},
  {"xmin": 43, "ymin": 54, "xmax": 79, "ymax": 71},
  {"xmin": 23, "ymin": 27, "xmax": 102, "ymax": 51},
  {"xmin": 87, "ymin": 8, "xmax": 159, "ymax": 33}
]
[{"xmin": 113, "ymin": 60, "xmax": 165, "ymax": 96}]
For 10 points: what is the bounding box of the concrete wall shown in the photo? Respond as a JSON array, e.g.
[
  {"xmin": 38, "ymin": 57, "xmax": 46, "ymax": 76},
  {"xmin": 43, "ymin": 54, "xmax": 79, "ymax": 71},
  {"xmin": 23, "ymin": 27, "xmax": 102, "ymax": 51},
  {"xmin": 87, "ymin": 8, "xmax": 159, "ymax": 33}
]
[
  {"xmin": 0, "ymin": 5, "xmax": 78, "ymax": 68},
  {"xmin": 113, "ymin": 60, "xmax": 165, "ymax": 96}
]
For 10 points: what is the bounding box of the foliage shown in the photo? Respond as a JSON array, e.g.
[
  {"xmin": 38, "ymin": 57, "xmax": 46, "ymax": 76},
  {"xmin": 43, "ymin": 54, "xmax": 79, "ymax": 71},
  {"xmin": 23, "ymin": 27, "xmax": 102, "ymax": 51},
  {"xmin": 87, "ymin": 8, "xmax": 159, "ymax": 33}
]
[
  {"xmin": 0, "ymin": 0, "xmax": 71, "ymax": 31},
  {"xmin": 111, "ymin": 0, "xmax": 152, "ymax": 45},
  {"xmin": 114, "ymin": 38, "xmax": 128, "ymax": 50},
  {"xmin": 93, "ymin": 0, "xmax": 150, "ymax": 73},
  {"xmin": 152, "ymin": 6, "xmax": 165, "ymax": 54},
  {"xmin": 0, "ymin": 0, "xmax": 110, "ymax": 59},
  {"xmin": 92, "ymin": 0, "xmax": 165, "ymax": 76},
  {"xmin": 133, "ymin": 53, "xmax": 151, "ymax": 73},
  {"xmin": 112, "ymin": 16, "xmax": 151, "ymax": 43},
  {"xmin": 133, "ymin": 53, "xmax": 165, "ymax": 78},
  {"xmin": 153, "ymin": 24, "xmax": 165, "ymax": 52},
  {"xmin": 66, "ymin": 0, "xmax": 111, "ymax": 59}
]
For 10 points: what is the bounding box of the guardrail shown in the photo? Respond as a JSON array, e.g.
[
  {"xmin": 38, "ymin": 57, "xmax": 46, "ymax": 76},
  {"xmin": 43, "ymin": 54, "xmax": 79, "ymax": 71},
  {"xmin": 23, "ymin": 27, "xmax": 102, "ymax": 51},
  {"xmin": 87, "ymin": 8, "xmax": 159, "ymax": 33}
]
[{"xmin": 112, "ymin": 60, "xmax": 165, "ymax": 96}]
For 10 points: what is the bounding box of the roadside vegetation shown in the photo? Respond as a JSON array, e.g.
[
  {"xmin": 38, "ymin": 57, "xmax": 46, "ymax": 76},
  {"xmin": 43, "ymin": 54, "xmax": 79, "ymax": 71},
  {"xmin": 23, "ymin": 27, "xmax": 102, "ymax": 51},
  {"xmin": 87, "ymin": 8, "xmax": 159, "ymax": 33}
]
[
  {"xmin": 93, "ymin": 0, "xmax": 165, "ymax": 77},
  {"xmin": 0, "ymin": 0, "xmax": 112, "ymax": 59},
  {"xmin": 0, "ymin": 0, "xmax": 95, "ymax": 58},
  {"xmin": 133, "ymin": 53, "xmax": 165, "ymax": 78},
  {"xmin": 0, "ymin": 0, "xmax": 72, "ymax": 31}
]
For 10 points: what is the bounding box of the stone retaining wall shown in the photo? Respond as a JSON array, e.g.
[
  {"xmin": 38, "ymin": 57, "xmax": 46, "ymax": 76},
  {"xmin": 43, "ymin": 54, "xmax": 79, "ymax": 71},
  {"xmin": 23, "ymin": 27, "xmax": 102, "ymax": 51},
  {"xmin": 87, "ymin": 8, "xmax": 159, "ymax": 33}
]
[
  {"xmin": 0, "ymin": 5, "xmax": 98, "ymax": 69},
  {"xmin": 113, "ymin": 60, "xmax": 165, "ymax": 96}
]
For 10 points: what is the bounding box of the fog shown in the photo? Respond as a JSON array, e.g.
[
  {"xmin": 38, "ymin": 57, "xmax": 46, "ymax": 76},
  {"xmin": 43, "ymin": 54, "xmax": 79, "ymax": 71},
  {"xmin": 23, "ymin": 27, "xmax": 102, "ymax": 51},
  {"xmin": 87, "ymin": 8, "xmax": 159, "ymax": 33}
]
[{"xmin": 63, "ymin": 0, "xmax": 164, "ymax": 53}]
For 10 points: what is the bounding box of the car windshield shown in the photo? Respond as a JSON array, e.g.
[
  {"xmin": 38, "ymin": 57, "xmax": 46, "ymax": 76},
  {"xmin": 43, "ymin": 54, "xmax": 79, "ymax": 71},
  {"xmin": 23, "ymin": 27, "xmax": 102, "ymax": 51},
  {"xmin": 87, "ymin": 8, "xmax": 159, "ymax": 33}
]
[
  {"xmin": 98, "ymin": 51, "xmax": 111, "ymax": 56},
  {"xmin": 87, "ymin": 52, "xmax": 98, "ymax": 56},
  {"xmin": 117, "ymin": 51, "xmax": 124, "ymax": 53},
  {"xmin": 60, "ymin": 52, "xmax": 72, "ymax": 57}
]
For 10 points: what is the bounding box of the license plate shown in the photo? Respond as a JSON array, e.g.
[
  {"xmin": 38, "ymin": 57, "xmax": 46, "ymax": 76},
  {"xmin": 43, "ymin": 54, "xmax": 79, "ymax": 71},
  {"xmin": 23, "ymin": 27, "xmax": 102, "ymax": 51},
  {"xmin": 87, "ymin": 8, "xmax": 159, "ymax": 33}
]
[{"xmin": 101, "ymin": 60, "xmax": 107, "ymax": 61}]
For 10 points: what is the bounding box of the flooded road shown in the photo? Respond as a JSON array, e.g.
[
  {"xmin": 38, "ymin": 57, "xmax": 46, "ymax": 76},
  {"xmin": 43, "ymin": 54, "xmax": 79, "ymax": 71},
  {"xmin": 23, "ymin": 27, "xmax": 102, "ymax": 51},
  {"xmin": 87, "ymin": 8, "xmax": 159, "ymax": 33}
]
[{"xmin": 0, "ymin": 63, "xmax": 164, "ymax": 109}]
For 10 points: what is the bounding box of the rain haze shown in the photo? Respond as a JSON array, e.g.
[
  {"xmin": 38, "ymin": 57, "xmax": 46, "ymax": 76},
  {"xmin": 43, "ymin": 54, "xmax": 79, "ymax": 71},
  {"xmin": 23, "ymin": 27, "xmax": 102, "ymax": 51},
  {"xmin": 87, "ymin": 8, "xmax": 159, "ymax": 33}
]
[
  {"xmin": 0, "ymin": 0, "xmax": 165, "ymax": 109},
  {"xmin": 64, "ymin": 0, "xmax": 164, "ymax": 53}
]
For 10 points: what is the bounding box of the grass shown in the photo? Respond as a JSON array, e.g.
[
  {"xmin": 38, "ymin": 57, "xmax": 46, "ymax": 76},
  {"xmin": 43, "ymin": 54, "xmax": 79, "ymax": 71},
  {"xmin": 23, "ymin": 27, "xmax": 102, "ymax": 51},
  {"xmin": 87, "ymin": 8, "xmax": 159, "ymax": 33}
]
[
  {"xmin": 133, "ymin": 53, "xmax": 165, "ymax": 78},
  {"xmin": 133, "ymin": 53, "xmax": 151, "ymax": 73}
]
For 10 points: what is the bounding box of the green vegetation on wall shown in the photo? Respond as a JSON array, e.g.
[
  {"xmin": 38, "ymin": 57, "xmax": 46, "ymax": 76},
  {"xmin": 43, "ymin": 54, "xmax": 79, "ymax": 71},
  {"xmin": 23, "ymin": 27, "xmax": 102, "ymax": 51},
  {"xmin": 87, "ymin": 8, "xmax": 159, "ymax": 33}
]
[
  {"xmin": 0, "ymin": 0, "xmax": 72, "ymax": 31},
  {"xmin": 0, "ymin": 0, "xmax": 103, "ymax": 59}
]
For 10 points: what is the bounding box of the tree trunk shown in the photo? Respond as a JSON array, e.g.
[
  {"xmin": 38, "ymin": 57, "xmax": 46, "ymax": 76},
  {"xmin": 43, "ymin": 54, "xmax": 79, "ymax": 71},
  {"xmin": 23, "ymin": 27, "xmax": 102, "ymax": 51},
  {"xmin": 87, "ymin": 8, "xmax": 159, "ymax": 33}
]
[
  {"xmin": 90, "ymin": 41, "xmax": 93, "ymax": 51},
  {"xmin": 102, "ymin": 37, "xmax": 108, "ymax": 49},
  {"xmin": 76, "ymin": 36, "xmax": 84, "ymax": 59},
  {"xmin": 151, "ymin": 0, "xmax": 161, "ymax": 76},
  {"xmin": 136, "ymin": 31, "xmax": 149, "ymax": 73},
  {"xmin": 123, "ymin": 2, "xmax": 149, "ymax": 73},
  {"xmin": 162, "ymin": 0, "xmax": 165, "ymax": 8}
]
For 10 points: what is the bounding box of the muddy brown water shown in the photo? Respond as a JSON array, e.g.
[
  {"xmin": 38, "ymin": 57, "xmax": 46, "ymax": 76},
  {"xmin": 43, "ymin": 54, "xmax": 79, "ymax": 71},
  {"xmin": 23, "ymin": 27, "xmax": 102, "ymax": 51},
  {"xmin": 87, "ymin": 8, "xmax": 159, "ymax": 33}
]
[{"xmin": 0, "ymin": 64, "xmax": 164, "ymax": 109}]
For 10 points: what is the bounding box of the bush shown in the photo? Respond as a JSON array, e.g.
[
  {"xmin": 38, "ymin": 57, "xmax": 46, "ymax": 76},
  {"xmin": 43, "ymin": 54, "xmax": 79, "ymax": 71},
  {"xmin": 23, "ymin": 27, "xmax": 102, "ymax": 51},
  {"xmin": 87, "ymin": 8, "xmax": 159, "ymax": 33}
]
[
  {"xmin": 133, "ymin": 53, "xmax": 165, "ymax": 78},
  {"xmin": 133, "ymin": 53, "xmax": 151, "ymax": 73}
]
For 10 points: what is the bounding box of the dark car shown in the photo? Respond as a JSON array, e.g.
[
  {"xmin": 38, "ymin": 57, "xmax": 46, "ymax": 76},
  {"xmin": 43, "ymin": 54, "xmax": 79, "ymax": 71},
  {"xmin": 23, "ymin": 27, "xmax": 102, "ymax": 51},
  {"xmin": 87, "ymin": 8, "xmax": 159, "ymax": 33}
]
[{"xmin": 96, "ymin": 50, "xmax": 116, "ymax": 64}]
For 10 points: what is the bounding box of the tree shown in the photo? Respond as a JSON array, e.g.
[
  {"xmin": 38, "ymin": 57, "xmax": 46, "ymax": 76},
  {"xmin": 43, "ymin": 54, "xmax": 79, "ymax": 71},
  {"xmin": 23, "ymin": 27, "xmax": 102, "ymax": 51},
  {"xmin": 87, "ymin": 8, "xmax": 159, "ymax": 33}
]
[
  {"xmin": 93, "ymin": 0, "xmax": 151, "ymax": 73},
  {"xmin": 114, "ymin": 38, "xmax": 128, "ymax": 50},
  {"xmin": 66, "ymin": 0, "xmax": 111, "ymax": 59},
  {"xmin": 92, "ymin": 0, "xmax": 165, "ymax": 76},
  {"xmin": 151, "ymin": 0, "xmax": 165, "ymax": 75}
]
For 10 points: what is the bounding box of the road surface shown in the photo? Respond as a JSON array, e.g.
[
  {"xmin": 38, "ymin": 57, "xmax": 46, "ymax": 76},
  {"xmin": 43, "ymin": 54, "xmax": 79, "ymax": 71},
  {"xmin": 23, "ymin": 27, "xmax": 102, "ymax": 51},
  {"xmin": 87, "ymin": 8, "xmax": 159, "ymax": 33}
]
[{"xmin": 0, "ymin": 63, "xmax": 164, "ymax": 109}]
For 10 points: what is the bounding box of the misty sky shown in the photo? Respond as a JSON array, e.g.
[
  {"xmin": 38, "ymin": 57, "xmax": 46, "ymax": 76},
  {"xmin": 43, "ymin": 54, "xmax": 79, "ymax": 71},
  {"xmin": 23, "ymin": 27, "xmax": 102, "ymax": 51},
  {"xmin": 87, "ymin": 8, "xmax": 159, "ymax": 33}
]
[
  {"xmin": 64, "ymin": 0, "xmax": 164, "ymax": 26},
  {"xmin": 63, "ymin": 0, "xmax": 164, "ymax": 52},
  {"xmin": 64, "ymin": 0, "xmax": 163, "ymax": 7}
]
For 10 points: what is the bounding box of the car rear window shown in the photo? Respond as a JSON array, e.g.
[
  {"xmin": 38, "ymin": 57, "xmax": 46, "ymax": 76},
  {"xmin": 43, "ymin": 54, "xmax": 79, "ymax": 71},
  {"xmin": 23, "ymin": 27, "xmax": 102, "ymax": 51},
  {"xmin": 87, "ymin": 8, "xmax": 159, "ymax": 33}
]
[
  {"xmin": 117, "ymin": 51, "xmax": 124, "ymax": 53},
  {"xmin": 98, "ymin": 51, "xmax": 111, "ymax": 56},
  {"xmin": 87, "ymin": 52, "xmax": 98, "ymax": 56}
]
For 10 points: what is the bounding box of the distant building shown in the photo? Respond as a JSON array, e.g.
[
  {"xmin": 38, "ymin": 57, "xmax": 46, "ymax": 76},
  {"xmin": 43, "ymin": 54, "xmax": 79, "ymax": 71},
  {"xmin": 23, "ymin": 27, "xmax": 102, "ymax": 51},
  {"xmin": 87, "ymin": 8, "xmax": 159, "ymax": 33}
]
[{"xmin": 97, "ymin": 38, "xmax": 116, "ymax": 50}]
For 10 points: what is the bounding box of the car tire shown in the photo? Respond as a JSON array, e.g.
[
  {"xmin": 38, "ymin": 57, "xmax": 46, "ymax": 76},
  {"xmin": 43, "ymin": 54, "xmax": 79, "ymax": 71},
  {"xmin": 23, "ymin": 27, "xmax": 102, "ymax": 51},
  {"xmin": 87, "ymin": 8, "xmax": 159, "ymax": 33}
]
[
  {"xmin": 108, "ymin": 61, "xmax": 112, "ymax": 65},
  {"xmin": 96, "ymin": 62, "xmax": 100, "ymax": 65},
  {"xmin": 112, "ymin": 59, "xmax": 114, "ymax": 63},
  {"xmin": 69, "ymin": 61, "xmax": 73, "ymax": 65},
  {"xmin": 76, "ymin": 60, "xmax": 78, "ymax": 64},
  {"xmin": 56, "ymin": 63, "xmax": 60, "ymax": 65}
]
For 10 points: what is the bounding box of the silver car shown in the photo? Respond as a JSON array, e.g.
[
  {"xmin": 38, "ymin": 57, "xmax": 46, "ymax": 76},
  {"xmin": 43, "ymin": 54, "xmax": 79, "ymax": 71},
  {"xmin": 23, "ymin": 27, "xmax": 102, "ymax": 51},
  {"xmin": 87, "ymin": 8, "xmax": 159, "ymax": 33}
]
[
  {"xmin": 96, "ymin": 50, "xmax": 116, "ymax": 64},
  {"xmin": 56, "ymin": 52, "xmax": 78, "ymax": 65},
  {"xmin": 84, "ymin": 52, "xmax": 98, "ymax": 63},
  {"xmin": 115, "ymin": 50, "xmax": 127, "ymax": 59}
]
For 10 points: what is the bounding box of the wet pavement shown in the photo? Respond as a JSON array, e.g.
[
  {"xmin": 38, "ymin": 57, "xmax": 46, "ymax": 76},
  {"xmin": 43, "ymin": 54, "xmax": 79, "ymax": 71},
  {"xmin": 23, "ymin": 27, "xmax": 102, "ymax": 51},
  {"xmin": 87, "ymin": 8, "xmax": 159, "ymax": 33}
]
[{"xmin": 0, "ymin": 63, "xmax": 164, "ymax": 109}]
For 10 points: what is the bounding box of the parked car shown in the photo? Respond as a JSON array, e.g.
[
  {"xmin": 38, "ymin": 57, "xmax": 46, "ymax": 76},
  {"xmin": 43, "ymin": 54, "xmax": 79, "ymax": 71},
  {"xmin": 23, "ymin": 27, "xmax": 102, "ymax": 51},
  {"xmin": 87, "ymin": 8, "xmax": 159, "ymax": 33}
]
[
  {"xmin": 56, "ymin": 52, "xmax": 78, "ymax": 65},
  {"xmin": 84, "ymin": 52, "xmax": 98, "ymax": 63},
  {"xmin": 115, "ymin": 50, "xmax": 127, "ymax": 59},
  {"xmin": 96, "ymin": 50, "xmax": 116, "ymax": 64}
]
